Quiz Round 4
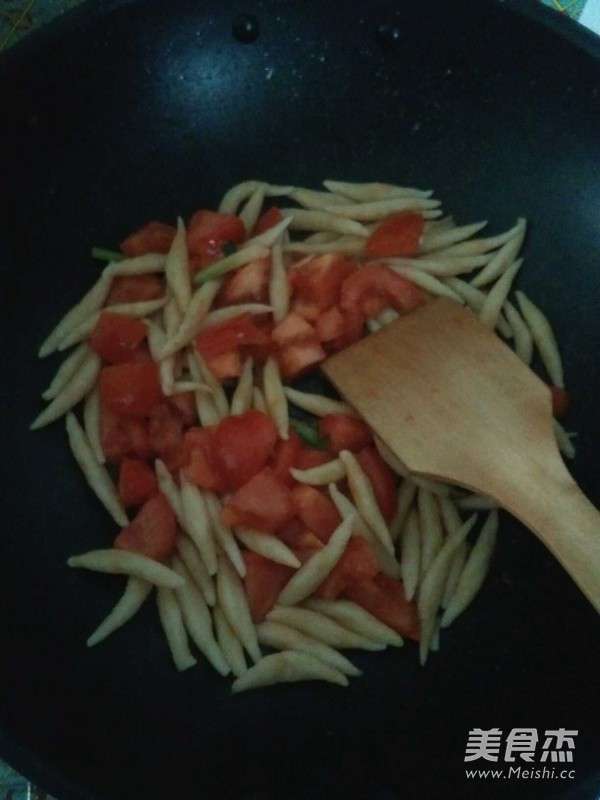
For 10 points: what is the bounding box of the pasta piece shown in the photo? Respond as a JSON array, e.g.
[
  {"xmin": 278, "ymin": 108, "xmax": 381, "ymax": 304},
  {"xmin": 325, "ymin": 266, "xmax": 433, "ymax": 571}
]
[
  {"xmin": 256, "ymin": 621, "xmax": 361, "ymax": 677},
  {"xmin": 339, "ymin": 450, "xmax": 394, "ymax": 554},
  {"xmin": 267, "ymin": 605, "xmax": 385, "ymax": 651},
  {"xmin": 554, "ymin": 420, "xmax": 576, "ymax": 459},
  {"xmin": 389, "ymin": 480, "xmax": 418, "ymax": 543},
  {"xmin": 186, "ymin": 351, "xmax": 220, "ymax": 426},
  {"xmin": 155, "ymin": 459, "xmax": 185, "ymax": 528},
  {"xmin": 83, "ymin": 387, "xmax": 104, "ymax": 464},
  {"xmin": 392, "ymin": 255, "xmax": 490, "ymax": 276},
  {"xmin": 289, "ymin": 187, "xmax": 348, "ymax": 209},
  {"xmin": 204, "ymin": 491, "xmax": 246, "ymax": 578},
  {"xmin": 57, "ymin": 298, "xmax": 167, "ymax": 351},
  {"xmin": 471, "ymin": 219, "xmax": 526, "ymax": 288},
  {"xmin": 87, "ymin": 577, "xmax": 153, "ymax": 646},
  {"xmin": 417, "ymin": 489, "xmax": 444, "ymax": 580},
  {"xmin": 280, "ymin": 208, "xmax": 369, "ymax": 237},
  {"xmin": 387, "ymin": 265, "xmax": 464, "ymax": 302},
  {"xmin": 400, "ymin": 509, "xmax": 420, "ymax": 601},
  {"xmin": 193, "ymin": 351, "xmax": 229, "ymax": 419},
  {"xmin": 324, "ymin": 197, "xmax": 440, "ymax": 220},
  {"xmin": 303, "ymin": 598, "xmax": 403, "ymax": 647},
  {"xmin": 65, "ymin": 413, "xmax": 128, "ymax": 526},
  {"xmin": 516, "ymin": 291, "xmax": 564, "ymax": 387},
  {"xmin": 252, "ymin": 386, "xmax": 268, "ymax": 414},
  {"xmin": 30, "ymin": 352, "xmax": 101, "ymax": 430},
  {"xmin": 218, "ymin": 181, "xmax": 293, "ymax": 215},
  {"xmin": 235, "ymin": 528, "xmax": 301, "ymax": 568},
  {"xmin": 373, "ymin": 437, "xmax": 452, "ymax": 497},
  {"xmin": 419, "ymin": 221, "xmax": 488, "ymax": 254},
  {"xmin": 278, "ymin": 516, "xmax": 354, "ymax": 606},
  {"xmin": 441, "ymin": 511, "xmax": 498, "ymax": 627},
  {"xmin": 503, "ymin": 301, "xmax": 533, "ymax": 365},
  {"xmin": 284, "ymin": 387, "xmax": 358, "ymax": 418},
  {"xmin": 479, "ymin": 258, "xmax": 523, "ymax": 329},
  {"xmin": 418, "ymin": 514, "xmax": 477, "ymax": 664},
  {"xmin": 103, "ymin": 252, "xmax": 166, "ymax": 277},
  {"xmin": 156, "ymin": 587, "xmax": 197, "ymax": 672},
  {"xmin": 179, "ymin": 477, "xmax": 218, "ymax": 576},
  {"xmin": 284, "ymin": 236, "xmax": 365, "ymax": 256},
  {"xmin": 376, "ymin": 308, "xmax": 400, "ymax": 326},
  {"xmin": 323, "ymin": 180, "xmax": 433, "ymax": 201},
  {"xmin": 193, "ymin": 244, "xmax": 270, "ymax": 285},
  {"xmin": 443, "ymin": 278, "xmax": 512, "ymax": 339},
  {"xmin": 244, "ymin": 216, "xmax": 293, "ymax": 248},
  {"xmin": 200, "ymin": 304, "xmax": 273, "ymax": 329},
  {"xmin": 290, "ymin": 458, "xmax": 346, "ymax": 486},
  {"xmin": 171, "ymin": 556, "xmax": 229, "ymax": 676},
  {"xmin": 230, "ymin": 357, "xmax": 254, "ymax": 416},
  {"xmin": 456, "ymin": 494, "xmax": 498, "ymax": 511},
  {"xmin": 263, "ymin": 357, "xmax": 289, "ymax": 439},
  {"xmin": 216, "ymin": 555, "xmax": 262, "ymax": 664},
  {"xmin": 269, "ymin": 238, "xmax": 289, "ymax": 323},
  {"xmin": 442, "ymin": 540, "xmax": 468, "ymax": 609},
  {"xmin": 67, "ymin": 549, "xmax": 184, "ymax": 588},
  {"xmin": 171, "ymin": 380, "xmax": 209, "ymax": 394},
  {"xmin": 159, "ymin": 280, "xmax": 222, "ymax": 358},
  {"xmin": 239, "ymin": 184, "xmax": 266, "ymax": 233},
  {"xmin": 38, "ymin": 273, "xmax": 112, "ymax": 357},
  {"xmin": 426, "ymin": 218, "xmax": 525, "ymax": 258},
  {"xmin": 438, "ymin": 497, "xmax": 463, "ymax": 536},
  {"xmin": 366, "ymin": 318, "xmax": 381, "ymax": 333},
  {"xmin": 232, "ymin": 650, "xmax": 348, "ymax": 692},
  {"xmin": 41, "ymin": 343, "xmax": 89, "ymax": 400},
  {"xmin": 214, "ymin": 606, "xmax": 247, "ymax": 678},
  {"xmin": 327, "ymin": 484, "xmax": 402, "ymax": 579},
  {"xmin": 176, "ymin": 535, "xmax": 216, "ymax": 606},
  {"xmin": 165, "ymin": 217, "xmax": 191, "ymax": 313}
]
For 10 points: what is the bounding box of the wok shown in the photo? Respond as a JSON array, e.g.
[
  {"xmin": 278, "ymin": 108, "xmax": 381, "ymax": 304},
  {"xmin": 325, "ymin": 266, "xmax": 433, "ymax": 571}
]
[{"xmin": 1, "ymin": 1, "xmax": 599, "ymax": 798}]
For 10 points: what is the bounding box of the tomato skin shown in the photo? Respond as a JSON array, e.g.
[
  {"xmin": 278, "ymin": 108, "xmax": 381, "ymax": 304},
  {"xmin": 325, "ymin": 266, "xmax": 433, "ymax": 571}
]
[
  {"xmin": 120, "ymin": 221, "xmax": 177, "ymax": 257},
  {"xmin": 90, "ymin": 312, "xmax": 147, "ymax": 365},
  {"xmin": 293, "ymin": 449, "xmax": 333, "ymax": 470},
  {"xmin": 218, "ymin": 258, "xmax": 270, "ymax": 306},
  {"xmin": 205, "ymin": 350, "xmax": 243, "ymax": 380},
  {"xmin": 315, "ymin": 306, "xmax": 365, "ymax": 352},
  {"xmin": 343, "ymin": 574, "xmax": 420, "ymax": 640},
  {"xmin": 340, "ymin": 264, "xmax": 424, "ymax": 317},
  {"xmin": 271, "ymin": 312, "xmax": 326, "ymax": 378},
  {"xmin": 99, "ymin": 362, "xmax": 162, "ymax": 419},
  {"xmin": 147, "ymin": 403, "xmax": 184, "ymax": 469},
  {"xmin": 364, "ymin": 212, "xmax": 424, "ymax": 258},
  {"xmin": 195, "ymin": 313, "xmax": 269, "ymax": 359},
  {"xmin": 212, "ymin": 410, "xmax": 278, "ymax": 491},
  {"xmin": 290, "ymin": 254, "xmax": 356, "ymax": 318},
  {"xmin": 291, "ymin": 484, "xmax": 342, "ymax": 543},
  {"xmin": 182, "ymin": 427, "xmax": 227, "ymax": 494},
  {"xmin": 187, "ymin": 209, "xmax": 246, "ymax": 267},
  {"xmin": 253, "ymin": 207, "xmax": 283, "ymax": 235},
  {"xmin": 114, "ymin": 493, "xmax": 177, "ymax": 562},
  {"xmin": 315, "ymin": 537, "xmax": 380, "ymax": 599},
  {"xmin": 319, "ymin": 414, "xmax": 373, "ymax": 453},
  {"xmin": 222, "ymin": 468, "xmax": 295, "ymax": 533},
  {"xmin": 550, "ymin": 386, "xmax": 570, "ymax": 419},
  {"xmin": 118, "ymin": 458, "xmax": 158, "ymax": 507},
  {"xmin": 100, "ymin": 404, "xmax": 151, "ymax": 464},
  {"xmin": 106, "ymin": 274, "xmax": 165, "ymax": 305},
  {"xmin": 243, "ymin": 551, "xmax": 294, "ymax": 622},
  {"xmin": 356, "ymin": 445, "xmax": 398, "ymax": 522}
]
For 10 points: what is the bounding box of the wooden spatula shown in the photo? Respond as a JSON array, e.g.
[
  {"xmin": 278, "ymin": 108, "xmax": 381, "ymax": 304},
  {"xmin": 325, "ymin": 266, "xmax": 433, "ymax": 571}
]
[{"xmin": 322, "ymin": 298, "xmax": 600, "ymax": 614}]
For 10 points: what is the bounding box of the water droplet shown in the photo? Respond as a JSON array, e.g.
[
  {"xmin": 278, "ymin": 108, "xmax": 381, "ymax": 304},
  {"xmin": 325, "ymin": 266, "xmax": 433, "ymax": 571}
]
[
  {"xmin": 232, "ymin": 13, "xmax": 260, "ymax": 43},
  {"xmin": 377, "ymin": 23, "xmax": 402, "ymax": 47}
]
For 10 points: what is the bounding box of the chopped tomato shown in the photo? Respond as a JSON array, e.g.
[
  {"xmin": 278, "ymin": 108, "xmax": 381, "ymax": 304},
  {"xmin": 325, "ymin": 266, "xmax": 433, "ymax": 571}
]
[
  {"xmin": 205, "ymin": 349, "xmax": 243, "ymax": 380},
  {"xmin": 253, "ymin": 206, "xmax": 283, "ymax": 235},
  {"xmin": 319, "ymin": 414, "xmax": 373, "ymax": 453},
  {"xmin": 217, "ymin": 258, "xmax": 270, "ymax": 306},
  {"xmin": 167, "ymin": 392, "xmax": 197, "ymax": 426},
  {"xmin": 182, "ymin": 427, "xmax": 227, "ymax": 494},
  {"xmin": 118, "ymin": 458, "xmax": 158, "ymax": 507},
  {"xmin": 114, "ymin": 493, "xmax": 176, "ymax": 562},
  {"xmin": 364, "ymin": 212, "xmax": 424, "ymax": 259},
  {"xmin": 315, "ymin": 305, "xmax": 365, "ymax": 352},
  {"xmin": 222, "ymin": 468, "xmax": 295, "ymax": 533},
  {"xmin": 291, "ymin": 484, "xmax": 342, "ymax": 542},
  {"xmin": 356, "ymin": 446, "xmax": 398, "ymax": 522},
  {"xmin": 147, "ymin": 403, "xmax": 184, "ymax": 465},
  {"xmin": 290, "ymin": 254, "xmax": 356, "ymax": 320},
  {"xmin": 271, "ymin": 312, "xmax": 326, "ymax": 378},
  {"xmin": 212, "ymin": 410, "xmax": 278, "ymax": 491},
  {"xmin": 99, "ymin": 362, "xmax": 162, "ymax": 419},
  {"xmin": 341, "ymin": 264, "xmax": 424, "ymax": 318},
  {"xmin": 120, "ymin": 221, "xmax": 176, "ymax": 257},
  {"xmin": 106, "ymin": 274, "xmax": 165, "ymax": 305},
  {"xmin": 315, "ymin": 537, "xmax": 380, "ymax": 600},
  {"xmin": 343, "ymin": 574, "xmax": 420, "ymax": 640},
  {"xmin": 195, "ymin": 313, "xmax": 269, "ymax": 359},
  {"xmin": 90, "ymin": 312, "xmax": 147, "ymax": 365},
  {"xmin": 292, "ymin": 530, "xmax": 325, "ymax": 564},
  {"xmin": 271, "ymin": 429, "xmax": 302, "ymax": 486},
  {"xmin": 293, "ymin": 448, "xmax": 333, "ymax": 470},
  {"xmin": 100, "ymin": 404, "xmax": 150, "ymax": 464},
  {"xmin": 551, "ymin": 386, "xmax": 570, "ymax": 419},
  {"xmin": 243, "ymin": 551, "xmax": 294, "ymax": 622},
  {"xmin": 187, "ymin": 209, "xmax": 246, "ymax": 268},
  {"xmin": 276, "ymin": 517, "xmax": 306, "ymax": 547}
]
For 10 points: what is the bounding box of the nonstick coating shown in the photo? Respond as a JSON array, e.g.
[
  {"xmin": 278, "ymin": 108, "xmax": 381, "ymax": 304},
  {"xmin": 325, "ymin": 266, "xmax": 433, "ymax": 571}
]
[{"xmin": 1, "ymin": 1, "xmax": 599, "ymax": 799}]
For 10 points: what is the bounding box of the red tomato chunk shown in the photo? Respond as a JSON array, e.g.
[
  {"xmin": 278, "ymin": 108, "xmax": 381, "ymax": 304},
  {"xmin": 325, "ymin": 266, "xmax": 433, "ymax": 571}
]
[
  {"xmin": 290, "ymin": 484, "xmax": 342, "ymax": 543},
  {"xmin": 195, "ymin": 313, "xmax": 269, "ymax": 359},
  {"xmin": 253, "ymin": 206, "xmax": 283, "ymax": 235},
  {"xmin": 99, "ymin": 362, "xmax": 162, "ymax": 419},
  {"xmin": 364, "ymin": 212, "xmax": 424, "ymax": 259},
  {"xmin": 315, "ymin": 537, "xmax": 380, "ymax": 600},
  {"xmin": 114, "ymin": 493, "xmax": 177, "ymax": 562},
  {"xmin": 319, "ymin": 414, "xmax": 373, "ymax": 453},
  {"xmin": 356, "ymin": 445, "xmax": 398, "ymax": 522},
  {"xmin": 212, "ymin": 410, "xmax": 278, "ymax": 491},
  {"xmin": 243, "ymin": 551, "xmax": 294, "ymax": 622},
  {"xmin": 106, "ymin": 274, "xmax": 165, "ymax": 305},
  {"xmin": 90, "ymin": 312, "xmax": 147, "ymax": 365},
  {"xmin": 222, "ymin": 468, "xmax": 295, "ymax": 533},
  {"xmin": 118, "ymin": 457, "xmax": 158, "ymax": 507},
  {"xmin": 343, "ymin": 574, "xmax": 420, "ymax": 640},
  {"xmin": 187, "ymin": 209, "xmax": 246, "ymax": 268},
  {"xmin": 120, "ymin": 221, "xmax": 176, "ymax": 257},
  {"xmin": 341, "ymin": 263, "xmax": 424, "ymax": 318}
]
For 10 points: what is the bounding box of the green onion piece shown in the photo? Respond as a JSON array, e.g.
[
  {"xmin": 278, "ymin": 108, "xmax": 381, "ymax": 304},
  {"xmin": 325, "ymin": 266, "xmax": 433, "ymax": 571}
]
[
  {"xmin": 290, "ymin": 419, "xmax": 326, "ymax": 450},
  {"xmin": 91, "ymin": 247, "xmax": 125, "ymax": 262}
]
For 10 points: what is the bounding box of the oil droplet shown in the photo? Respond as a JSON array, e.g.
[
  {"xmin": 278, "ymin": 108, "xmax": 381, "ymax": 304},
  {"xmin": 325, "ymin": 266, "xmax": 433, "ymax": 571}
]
[{"xmin": 232, "ymin": 13, "xmax": 260, "ymax": 43}]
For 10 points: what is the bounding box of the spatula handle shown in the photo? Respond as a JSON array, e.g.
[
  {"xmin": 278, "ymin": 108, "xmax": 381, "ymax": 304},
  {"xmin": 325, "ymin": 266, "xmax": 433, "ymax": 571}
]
[{"xmin": 501, "ymin": 458, "xmax": 600, "ymax": 615}]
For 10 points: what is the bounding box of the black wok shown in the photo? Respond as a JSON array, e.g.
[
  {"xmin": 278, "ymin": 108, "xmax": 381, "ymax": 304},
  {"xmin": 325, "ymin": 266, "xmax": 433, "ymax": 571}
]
[{"xmin": 1, "ymin": 1, "xmax": 600, "ymax": 798}]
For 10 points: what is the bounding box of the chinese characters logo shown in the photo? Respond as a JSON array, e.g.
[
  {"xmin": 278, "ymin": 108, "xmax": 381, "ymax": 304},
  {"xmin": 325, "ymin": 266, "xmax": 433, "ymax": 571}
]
[{"xmin": 465, "ymin": 728, "xmax": 577, "ymax": 764}]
